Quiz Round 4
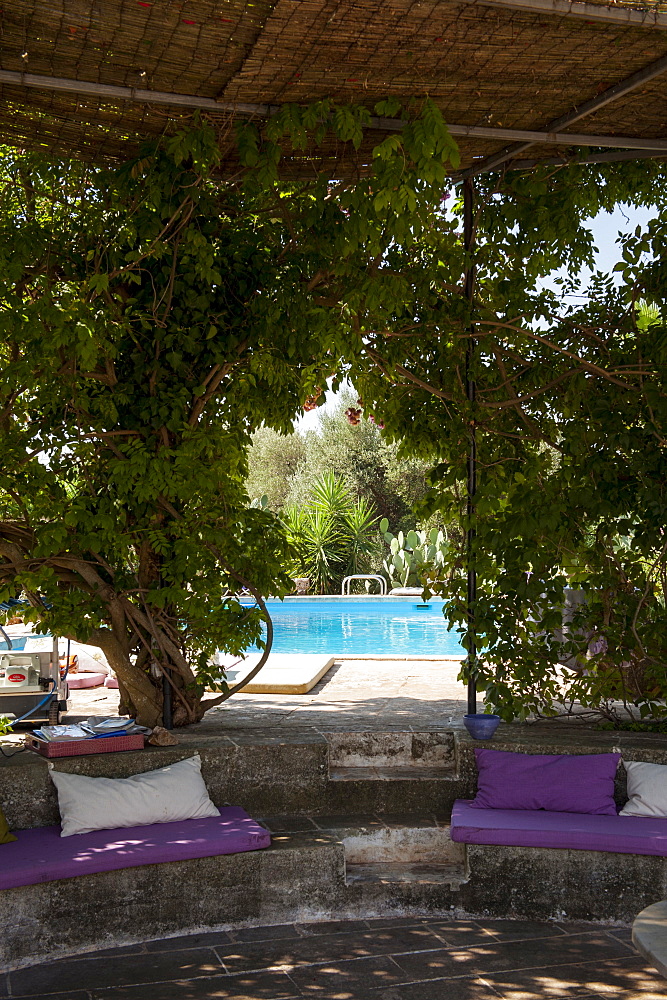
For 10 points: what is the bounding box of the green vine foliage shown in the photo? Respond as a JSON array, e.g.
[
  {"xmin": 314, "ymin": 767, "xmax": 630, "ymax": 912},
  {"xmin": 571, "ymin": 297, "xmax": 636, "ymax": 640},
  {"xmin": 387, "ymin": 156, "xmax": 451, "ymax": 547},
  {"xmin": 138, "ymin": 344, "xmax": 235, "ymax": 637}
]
[
  {"xmin": 0, "ymin": 100, "xmax": 459, "ymax": 727},
  {"xmin": 347, "ymin": 161, "xmax": 667, "ymax": 722},
  {"xmin": 3, "ymin": 94, "xmax": 667, "ymax": 726}
]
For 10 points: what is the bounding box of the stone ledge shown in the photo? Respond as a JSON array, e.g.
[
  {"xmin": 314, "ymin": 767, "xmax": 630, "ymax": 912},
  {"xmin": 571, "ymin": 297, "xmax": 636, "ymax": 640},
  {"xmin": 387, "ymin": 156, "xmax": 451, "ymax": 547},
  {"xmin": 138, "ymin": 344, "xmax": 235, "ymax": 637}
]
[{"xmin": 5, "ymin": 724, "xmax": 667, "ymax": 828}]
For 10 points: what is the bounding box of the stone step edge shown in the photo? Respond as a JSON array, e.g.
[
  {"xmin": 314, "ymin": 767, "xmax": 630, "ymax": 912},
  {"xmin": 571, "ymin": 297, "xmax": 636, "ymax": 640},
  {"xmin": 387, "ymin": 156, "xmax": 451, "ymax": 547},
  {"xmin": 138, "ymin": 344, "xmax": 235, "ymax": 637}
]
[
  {"xmin": 329, "ymin": 765, "xmax": 458, "ymax": 781},
  {"xmin": 258, "ymin": 813, "xmax": 455, "ymax": 835},
  {"xmin": 345, "ymin": 861, "xmax": 468, "ymax": 888}
]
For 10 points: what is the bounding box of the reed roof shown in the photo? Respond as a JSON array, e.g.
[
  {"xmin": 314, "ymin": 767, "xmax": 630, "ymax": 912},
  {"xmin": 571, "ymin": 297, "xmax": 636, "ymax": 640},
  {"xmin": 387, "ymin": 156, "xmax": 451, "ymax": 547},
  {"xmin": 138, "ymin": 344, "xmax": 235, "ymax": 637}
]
[{"xmin": 1, "ymin": 0, "xmax": 667, "ymax": 176}]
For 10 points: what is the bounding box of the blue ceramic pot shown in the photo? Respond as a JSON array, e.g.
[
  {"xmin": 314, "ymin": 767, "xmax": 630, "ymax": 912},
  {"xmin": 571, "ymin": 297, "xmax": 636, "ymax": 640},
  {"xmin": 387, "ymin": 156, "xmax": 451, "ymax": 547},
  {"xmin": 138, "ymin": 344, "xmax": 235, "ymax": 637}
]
[{"xmin": 463, "ymin": 713, "xmax": 501, "ymax": 740}]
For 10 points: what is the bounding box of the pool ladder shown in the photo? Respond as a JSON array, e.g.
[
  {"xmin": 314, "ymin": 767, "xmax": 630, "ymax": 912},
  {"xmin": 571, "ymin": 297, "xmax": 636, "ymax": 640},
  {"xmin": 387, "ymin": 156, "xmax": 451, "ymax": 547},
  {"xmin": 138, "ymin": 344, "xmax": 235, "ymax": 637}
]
[{"xmin": 341, "ymin": 575, "xmax": 387, "ymax": 596}]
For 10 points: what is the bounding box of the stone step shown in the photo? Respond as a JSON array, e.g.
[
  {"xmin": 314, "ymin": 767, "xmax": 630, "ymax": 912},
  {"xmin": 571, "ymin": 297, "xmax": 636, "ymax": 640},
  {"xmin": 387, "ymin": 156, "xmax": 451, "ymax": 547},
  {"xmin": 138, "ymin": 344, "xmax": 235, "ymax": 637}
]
[
  {"xmin": 323, "ymin": 774, "xmax": 471, "ymax": 815},
  {"xmin": 326, "ymin": 731, "xmax": 458, "ymax": 774},
  {"xmin": 259, "ymin": 813, "xmax": 467, "ymax": 883},
  {"xmin": 259, "ymin": 814, "xmax": 469, "ymax": 910},
  {"xmin": 329, "ymin": 765, "xmax": 448, "ymax": 780},
  {"xmin": 322, "ymin": 732, "xmax": 468, "ymax": 813},
  {"xmin": 345, "ymin": 862, "xmax": 467, "ymax": 887}
]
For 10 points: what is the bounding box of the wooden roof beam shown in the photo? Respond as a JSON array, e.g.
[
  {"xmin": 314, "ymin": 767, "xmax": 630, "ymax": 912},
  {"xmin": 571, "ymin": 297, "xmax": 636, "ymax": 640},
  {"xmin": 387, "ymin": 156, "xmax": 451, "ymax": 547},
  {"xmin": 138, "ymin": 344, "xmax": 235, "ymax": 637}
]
[
  {"xmin": 461, "ymin": 49, "xmax": 667, "ymax": 177},
  {"xmin": 506, "ymin": 148, "xmax": 667, "ymax": 169},
  {"xmin": 446, "ymin": 124, "xmax": 667, "ymax": 150},
  {"xmin": 471, "ymin": 0, "xmax": 667, "ymax": 29},
  {"xmin": 1, "ymin": 70, "xmax": 667, "ymax": 155}
]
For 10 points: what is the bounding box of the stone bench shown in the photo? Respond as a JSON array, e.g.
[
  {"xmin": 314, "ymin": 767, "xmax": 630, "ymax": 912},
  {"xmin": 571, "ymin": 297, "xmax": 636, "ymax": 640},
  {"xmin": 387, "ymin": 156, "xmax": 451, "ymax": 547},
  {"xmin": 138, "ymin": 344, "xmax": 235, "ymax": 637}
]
[
  {"xmin": 0, "ymin": 808, "xmax": 270, "ymax": 890},
  {"xmin": 451, "ymin": 798, "xmax": 667, "ymax": 856},
  {"xmin": 6, "ymin": 725, "xmax": 667, "ymax": 969},
  {"xmin": 450, "ymin": 796, "xmax": 667, "ymax": 926}
]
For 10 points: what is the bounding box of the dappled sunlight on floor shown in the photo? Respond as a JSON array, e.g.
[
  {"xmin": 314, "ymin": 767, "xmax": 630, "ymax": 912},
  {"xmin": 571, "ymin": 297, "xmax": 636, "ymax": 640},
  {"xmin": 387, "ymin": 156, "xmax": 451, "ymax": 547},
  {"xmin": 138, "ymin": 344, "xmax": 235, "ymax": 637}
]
[{"xmin": 7, "ymin": 916, "xmax": 661, "ymax": 1000}]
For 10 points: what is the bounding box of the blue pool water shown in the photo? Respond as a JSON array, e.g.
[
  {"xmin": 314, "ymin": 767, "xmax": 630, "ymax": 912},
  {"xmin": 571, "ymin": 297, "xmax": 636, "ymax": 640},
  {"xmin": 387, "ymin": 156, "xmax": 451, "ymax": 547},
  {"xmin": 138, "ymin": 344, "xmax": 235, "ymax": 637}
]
[{"xmin": 251, "ymin": 599, "xmax": 464, "ymax": 657}]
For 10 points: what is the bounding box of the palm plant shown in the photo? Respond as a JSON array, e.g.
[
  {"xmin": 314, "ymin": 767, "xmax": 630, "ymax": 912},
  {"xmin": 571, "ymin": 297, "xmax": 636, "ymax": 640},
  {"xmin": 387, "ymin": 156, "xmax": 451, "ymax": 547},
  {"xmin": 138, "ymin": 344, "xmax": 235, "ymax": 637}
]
[
  {"xmin": 282, "ymin": 473, "xmax": 379, "ymax": 593},
  {"xmin": 344, "ymin": 497, "xmax": 379, "ymax": 576}
]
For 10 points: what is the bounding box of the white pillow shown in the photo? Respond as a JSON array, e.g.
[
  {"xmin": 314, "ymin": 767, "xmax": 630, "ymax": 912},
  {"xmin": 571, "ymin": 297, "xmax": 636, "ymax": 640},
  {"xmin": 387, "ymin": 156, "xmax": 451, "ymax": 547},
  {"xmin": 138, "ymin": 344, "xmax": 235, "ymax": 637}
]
[
  {"xmin": 49, "ymin": 754, "xmax": 219, "ymax": 837},
  {"xmin": 620, "ymin": 760, "xmax": 667, "ymax": 818}
]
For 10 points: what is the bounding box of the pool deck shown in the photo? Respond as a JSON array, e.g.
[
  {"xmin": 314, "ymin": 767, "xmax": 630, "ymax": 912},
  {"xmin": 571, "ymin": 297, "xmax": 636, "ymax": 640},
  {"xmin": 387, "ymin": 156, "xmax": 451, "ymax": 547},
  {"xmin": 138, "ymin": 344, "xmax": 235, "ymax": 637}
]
[{"xmin": 66, "ymin": 657, "xmax": 469, "ymax": 732}]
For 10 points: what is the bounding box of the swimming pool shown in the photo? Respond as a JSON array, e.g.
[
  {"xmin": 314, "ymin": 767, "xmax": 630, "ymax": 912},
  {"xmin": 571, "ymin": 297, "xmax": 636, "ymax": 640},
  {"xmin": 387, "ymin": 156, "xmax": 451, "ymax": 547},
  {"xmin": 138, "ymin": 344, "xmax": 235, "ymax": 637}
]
[{"xmin": 250, "ymin": 598, "xmax": 464, "ymax": 657}]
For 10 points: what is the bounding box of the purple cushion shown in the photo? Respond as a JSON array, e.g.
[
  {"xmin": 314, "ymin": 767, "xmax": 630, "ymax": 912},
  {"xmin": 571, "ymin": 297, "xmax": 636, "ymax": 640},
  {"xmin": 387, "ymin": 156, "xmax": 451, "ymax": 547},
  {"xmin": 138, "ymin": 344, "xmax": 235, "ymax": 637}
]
[
  {"xmin": 470, "ymin": 748, "xmax": 620, "ymax": 815},
  {"xmin": 0, "ymin": 807, "xmax": 270, "ymax": 890},
  {"xmin": 451, "ymin": 799, "xmax": 667, "ymax": 856}
]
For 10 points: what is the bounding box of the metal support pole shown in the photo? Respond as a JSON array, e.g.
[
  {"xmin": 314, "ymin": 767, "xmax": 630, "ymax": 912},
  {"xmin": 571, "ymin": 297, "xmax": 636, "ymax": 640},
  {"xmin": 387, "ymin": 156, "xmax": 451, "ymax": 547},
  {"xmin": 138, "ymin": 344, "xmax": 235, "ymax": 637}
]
[{"xmin": 464, "ymin": 177, "xmax": 477, "ymax": 715}]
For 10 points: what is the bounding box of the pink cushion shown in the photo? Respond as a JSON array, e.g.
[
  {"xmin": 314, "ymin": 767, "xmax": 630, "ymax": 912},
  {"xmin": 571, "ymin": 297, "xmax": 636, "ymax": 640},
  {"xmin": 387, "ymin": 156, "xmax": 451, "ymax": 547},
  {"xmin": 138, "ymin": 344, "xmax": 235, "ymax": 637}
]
[
  {"xmin": 67, "ymin": 673, "xmax": 106, "ymax": 690},
  {"xmin": 0, "ymin": 808, "xmax": 270, "ymax": 889},
  {"xmin": 104, "ymin": 675, "xmax": 119, "ymax": 689},
  {"xmin": 451, "ymin": 799, "xmax": 667, "ymax": 856}
]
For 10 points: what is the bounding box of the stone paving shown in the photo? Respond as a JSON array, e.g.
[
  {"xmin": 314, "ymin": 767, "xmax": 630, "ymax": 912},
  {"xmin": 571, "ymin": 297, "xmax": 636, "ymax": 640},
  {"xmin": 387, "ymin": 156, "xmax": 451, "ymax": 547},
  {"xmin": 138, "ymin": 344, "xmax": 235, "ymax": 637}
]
[
  {"xmin": 7, "ymin": 916, "xmax": 665, "ymax": 1000},
  {"xmin": 67, "ymin": 657, "xmax": 470, "ymax": 732}
]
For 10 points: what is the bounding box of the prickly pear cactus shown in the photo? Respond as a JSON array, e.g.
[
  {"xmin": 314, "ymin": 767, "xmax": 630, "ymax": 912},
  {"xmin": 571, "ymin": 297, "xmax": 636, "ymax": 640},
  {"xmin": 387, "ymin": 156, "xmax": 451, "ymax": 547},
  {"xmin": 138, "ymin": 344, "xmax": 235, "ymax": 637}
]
[{"xmin": 380, "ymin": 518, "xmax": 449, "ymax": 588}]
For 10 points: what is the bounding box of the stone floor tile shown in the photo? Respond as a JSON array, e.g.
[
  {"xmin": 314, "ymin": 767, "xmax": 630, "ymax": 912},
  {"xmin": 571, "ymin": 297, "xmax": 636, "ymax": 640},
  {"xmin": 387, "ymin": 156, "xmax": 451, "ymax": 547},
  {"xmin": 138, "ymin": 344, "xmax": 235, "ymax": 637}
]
[
  {"xmin": 481, "ymin": 956, "xmax": 667, "ymax": 998},
  {"xmin": 9, "ymin": 948, "xmax": 224, "ymax": 997},
  {"xmin": 553, "ymin": 922, "xmax": 609, "ymax": 934},
  {"xmin": 90, "ymin": 971, "xmax": 300, "ymax": 999},
  {"xmin": 356, "ymin": 926, "xmax": 447, "ymax": 952},
  {"xmin": 310, "ymin": 815, "xmax": 386, "ymax": 830},
  {"xmin": 229, "ymin": 925, "xmax": 304, "ymax": 944},
  {"xmin": 364, "ymin": 918, "xmax": 429, "ymax": 930},
  {"xmin": 142, "ymin": 931, "xmax": 237, "ymax": 952},
  {"xmin": 601, "ymin": 928, "xmax": 634, "ymax": 947},
  {"xmin": 73, "ymin": 944, "xmax": 148, "ymax": 959},
  {"xmin": 214, "ymin": 925, "xmax": 442, "ymax": 974},
  {"xmin": 297, "ymin": 919, "xmax": 375, "ymax": 937},
  {"xmin": 447, "ymin": 932, "xmax": 637, "ymax": 976},
  {"xmin": 373, "ymin": 979, "xmax": 503, "ymax": 1000},
  {"xmin": 12, "ymin": 993, "xmax": 90, "ymax": 1000},
  {"xmin": 424, "ymin": 920, "xmax": 511, "ymax": 948},
  {"xmin": 286, "ymin": 954, "xmax": 409, "ymax": 994},
  {"xmin": 12, "ymin": 918, "xmax": 655, "ymax": 1000},
  {"xmin": 258, "ymin": 816, "xmax": 321, "ymax": 833},
  {"xmin": 391, "ymin": 945, "xmax": 482, "ymax": 981},
  {"xmin": 472, "ymin": 919, "xmax": 569, "ymax": 943}
]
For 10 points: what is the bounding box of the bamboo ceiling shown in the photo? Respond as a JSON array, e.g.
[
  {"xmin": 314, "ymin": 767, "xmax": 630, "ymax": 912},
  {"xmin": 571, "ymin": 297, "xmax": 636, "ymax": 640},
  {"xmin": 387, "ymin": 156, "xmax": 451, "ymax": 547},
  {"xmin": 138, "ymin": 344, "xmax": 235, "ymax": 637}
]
[{"xmin": 1, "ymin": 0, "xmax": 666, "ymax": 176}]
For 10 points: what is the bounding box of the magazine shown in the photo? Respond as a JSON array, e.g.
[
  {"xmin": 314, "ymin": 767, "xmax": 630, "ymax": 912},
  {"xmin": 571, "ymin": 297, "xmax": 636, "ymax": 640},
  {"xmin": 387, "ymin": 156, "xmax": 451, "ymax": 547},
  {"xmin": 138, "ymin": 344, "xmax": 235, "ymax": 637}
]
[{"xmin": 32, "ymin": 717, "xmax": 150, "ymax": 743}]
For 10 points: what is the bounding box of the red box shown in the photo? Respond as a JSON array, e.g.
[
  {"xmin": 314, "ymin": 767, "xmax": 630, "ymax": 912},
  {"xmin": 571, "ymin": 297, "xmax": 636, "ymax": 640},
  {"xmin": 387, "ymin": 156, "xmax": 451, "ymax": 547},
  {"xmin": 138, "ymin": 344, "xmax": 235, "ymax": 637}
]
[{"xmin": 25, "ymin": 733, "xmax": 145, "ymax": 758}]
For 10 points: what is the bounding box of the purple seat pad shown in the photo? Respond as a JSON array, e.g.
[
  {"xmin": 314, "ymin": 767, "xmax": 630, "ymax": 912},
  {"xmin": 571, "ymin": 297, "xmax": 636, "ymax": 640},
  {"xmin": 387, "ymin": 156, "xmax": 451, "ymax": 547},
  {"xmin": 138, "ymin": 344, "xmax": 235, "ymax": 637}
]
[
  {"xmin": 451, "ymin": 799, "xmax": 667, "ymax": 856},
  {"xmin": 0, "ymin": 807, "xmax": 271, "ymax": 890}
]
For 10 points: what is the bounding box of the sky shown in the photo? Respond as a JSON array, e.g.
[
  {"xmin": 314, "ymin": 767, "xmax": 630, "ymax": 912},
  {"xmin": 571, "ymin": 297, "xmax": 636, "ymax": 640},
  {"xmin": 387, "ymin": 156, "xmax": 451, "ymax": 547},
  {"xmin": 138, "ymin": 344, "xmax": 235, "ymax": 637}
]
[{"xmin": 585, "ymin": 202, "xmax": 654, "ymax": 275}]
